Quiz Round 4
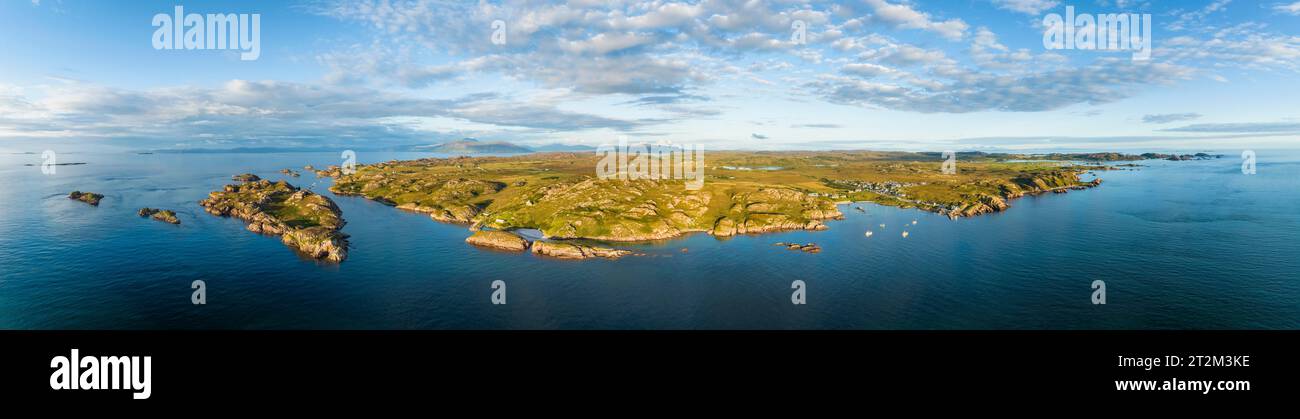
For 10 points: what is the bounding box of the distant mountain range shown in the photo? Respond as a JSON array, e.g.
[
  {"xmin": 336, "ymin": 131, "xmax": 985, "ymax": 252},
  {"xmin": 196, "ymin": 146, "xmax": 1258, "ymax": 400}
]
[
  {"xmin": 146, "ymin": 139, "xmax": 594, "ymax": 154},
  {"xmin": 409, "ymin": 138, "xmax": 533, "ymax": 154}
]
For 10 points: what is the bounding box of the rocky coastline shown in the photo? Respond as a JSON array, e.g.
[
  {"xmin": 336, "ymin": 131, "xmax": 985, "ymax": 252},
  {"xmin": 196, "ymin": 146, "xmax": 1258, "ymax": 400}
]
[
  {"xmin": 316, "ymin": 151, "xmax": 1143, "ymax": 260},
  {"xmin": 199, "ymin": 179, "xmax": 349, "ymax": 262}
]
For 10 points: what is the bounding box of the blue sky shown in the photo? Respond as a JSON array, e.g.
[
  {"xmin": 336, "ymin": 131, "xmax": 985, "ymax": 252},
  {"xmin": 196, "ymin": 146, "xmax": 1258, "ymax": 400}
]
[{"xmin": 2, "ymin": 0, "xmax": 1299, "ymax": 152}]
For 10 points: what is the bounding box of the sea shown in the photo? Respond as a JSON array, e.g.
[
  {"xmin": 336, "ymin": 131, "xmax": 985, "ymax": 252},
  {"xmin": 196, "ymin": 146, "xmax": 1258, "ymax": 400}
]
[{"xmin": 1, "ymin": 150, "xmax": 1297, "ymax": 329}]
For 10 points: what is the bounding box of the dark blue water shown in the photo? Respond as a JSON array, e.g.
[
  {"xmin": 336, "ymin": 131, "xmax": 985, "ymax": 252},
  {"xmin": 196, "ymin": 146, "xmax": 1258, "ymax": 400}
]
[{"xmin": 2, "ymin": 151, "xmax": 1297, "ymax": 329}]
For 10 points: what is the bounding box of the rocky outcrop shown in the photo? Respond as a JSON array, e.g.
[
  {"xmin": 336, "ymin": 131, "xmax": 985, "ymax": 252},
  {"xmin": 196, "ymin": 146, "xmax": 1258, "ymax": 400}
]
[
  {"xmin": 313, "ymin": 165, "xmax": 343, "ymax": 178},
  {"xmin": 949, "ymin": 194, "xmax": 1009, "ymax": 218},
  {"xmin": 709, "ymin": 188, "xmax": 841, "ymax": 237},
  {"xmin": 281, "ymin": 227, "xmax": 349, "ymax": 262},
  {"xmin": 531, "ymin": 241, "xmax": 632, "ymax": 259},
  {"xmin": 137, "ymin": 208, "xmax": 180, "ymax": 224},
  {"xmin": 232, "ymin": 173, "xmax": 260, "ymax": 182},
  {"xmin": 334, "ymin": 175, "xmax": 499, "ymax": 224},
  {"xmin": 68, "ymin": 191, "xmax": 103, "ymax": 206},
  {"xmin": 199, "ymin": 180, "xmax": 349, "ymax": 262},
  {"xmin": 776, "ymin": 242, "xmax": 821, "ymax": 253},
  {"xmin": 280, "ymin": 169, "xmax": 300, "ymax": 177},
  {"xmin": 465, "ymin": 230, "xmax": 530, "ymax": 252},
  {"xmin": 463, "ymin": 230, "xmax": 634, "ymax": 259},
  {"xmin": 941, "ymin": 171, "xmax": 1100, "ymax": 219}
]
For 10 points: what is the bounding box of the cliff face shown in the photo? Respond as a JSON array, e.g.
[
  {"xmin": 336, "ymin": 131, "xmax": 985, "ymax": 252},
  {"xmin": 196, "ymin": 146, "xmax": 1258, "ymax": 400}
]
[{"xmin": 199, "ymin": 179, "xmax": 349, "ymax": 262}]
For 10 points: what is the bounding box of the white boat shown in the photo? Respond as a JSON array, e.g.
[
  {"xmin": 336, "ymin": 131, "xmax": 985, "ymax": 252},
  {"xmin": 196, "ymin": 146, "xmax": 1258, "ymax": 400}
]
[
  {"xmin": 902, "ymin": 231, "xmax": 909, "ymax": 238},
  {"xmin": 864, "ymin": 231, "xmax": 873, "ymax": 237}
]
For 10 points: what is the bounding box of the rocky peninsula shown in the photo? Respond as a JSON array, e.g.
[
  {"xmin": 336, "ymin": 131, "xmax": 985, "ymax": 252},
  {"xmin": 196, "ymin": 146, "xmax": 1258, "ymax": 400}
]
[{"xmin": 199, "ymin": 179, "xmax": 349, "ymax": 262}]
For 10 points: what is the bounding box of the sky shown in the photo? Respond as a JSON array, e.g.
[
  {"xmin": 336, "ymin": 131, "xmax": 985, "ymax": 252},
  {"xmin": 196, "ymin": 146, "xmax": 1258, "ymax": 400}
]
[{"xmin": 1, "ymin": 0, "xmax": 1299, "ymax": 153}]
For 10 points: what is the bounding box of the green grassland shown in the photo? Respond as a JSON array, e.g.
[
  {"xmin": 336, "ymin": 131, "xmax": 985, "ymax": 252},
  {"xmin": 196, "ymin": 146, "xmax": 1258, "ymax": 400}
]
[{"xmin": 329, "ymin": 151, "xmax": 1100, "ymax": 241}]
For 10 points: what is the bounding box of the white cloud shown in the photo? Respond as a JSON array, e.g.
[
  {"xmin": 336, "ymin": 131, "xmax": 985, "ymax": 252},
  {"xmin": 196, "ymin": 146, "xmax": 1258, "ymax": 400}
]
[
  {"xmin": 809, "ymin": 59, "xmax": 1193, "ymax": 113},
  {"xmin": 1275, "ymin": 2, "xmax": 1300, "ymax": 15},
  {"xmin": 1169, "ymin": 0, "xmax": 1233, "ymax": 31},
  {"xmin": 0, "ymin": 80, "xmax": 652, "ymax": 144},
  {"xmin": 1142, "ymin": 113, "xmax": 1202, "ymax": 124},
  {"xmin": 989, "ymin": 0, "xmax": 1059, "ymax": 15},
  {"xmin": 863, "ymin": 0, "xmax": 969, "ymax": 40},
  {"xmin": 841, "ymin": 63, "xmax": 899, "ymax": 79}
]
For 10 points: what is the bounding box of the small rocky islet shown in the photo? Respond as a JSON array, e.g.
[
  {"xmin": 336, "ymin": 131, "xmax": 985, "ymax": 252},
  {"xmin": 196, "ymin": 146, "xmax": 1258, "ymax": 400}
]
[
  {"xmin": 465, "ymin": 230, "xmax": 633, "ymax": 259},
  {"xmin": 231, "ymin": 173, "xmax": 261, "ymax": 182},
  {"xmin": 68, "ymin": 191, "xmax": 104, "ymax": 206},
  {"xmin": 199, "ymin": 178, "xmax": 349, "ymax": 263},
  {"xmin": 137, "ymin": 208, "xmax": 180, "ymax": 224}
]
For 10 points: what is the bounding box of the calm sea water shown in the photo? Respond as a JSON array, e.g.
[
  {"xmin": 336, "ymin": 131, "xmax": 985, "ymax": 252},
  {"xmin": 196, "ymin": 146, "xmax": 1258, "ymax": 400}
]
[{"xmin": 1, "ymin": 150, "xmax": 1297, "ymax": 329}]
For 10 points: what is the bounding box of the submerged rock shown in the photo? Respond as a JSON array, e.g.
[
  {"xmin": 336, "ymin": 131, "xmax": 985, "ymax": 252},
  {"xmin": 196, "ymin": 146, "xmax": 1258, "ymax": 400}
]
[
  {"xmin": 68, "ymin": 191, "xmax": 103, "ymax": 206},
  {"xmin": 465, "ymin": 230, "xmax": 530, "ymax": 252}
]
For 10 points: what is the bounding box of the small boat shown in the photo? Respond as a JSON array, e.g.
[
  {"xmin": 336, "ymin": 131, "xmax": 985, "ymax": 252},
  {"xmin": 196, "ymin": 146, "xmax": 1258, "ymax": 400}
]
[
  {"xmin": 864, "ymin": 231, "xmax": 873, "ymax": 237},
  {"xmin": 901, "ymin": 231, "xmax": 909, "ymax": 238},
  {"xmin": 879, "ymin": 224, "xmax": 886, "ymax": 228},
  {"xmin": 911, "ymin": 220, "xmax": 918, "ymax": 225}
]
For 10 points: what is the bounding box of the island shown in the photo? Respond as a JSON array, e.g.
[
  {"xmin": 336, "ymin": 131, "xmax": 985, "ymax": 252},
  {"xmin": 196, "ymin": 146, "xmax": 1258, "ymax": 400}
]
[
  {"xmin": 137, "ymin": 208, "xmax": 180, "ymax": 224},
  {"xmin": 68, "ymin": 191, "xmax": 104, "ymax": 206},
  {"xmin": 199, "ymin": 179, "xmax": 349, "ymax": 262},
  {"xmin": 319, "ymin": 150, "xmax": 1208, "ymax": 258}
]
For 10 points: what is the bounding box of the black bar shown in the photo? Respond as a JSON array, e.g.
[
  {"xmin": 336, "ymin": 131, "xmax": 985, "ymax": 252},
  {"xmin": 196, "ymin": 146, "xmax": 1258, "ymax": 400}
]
[{"xmin": 0, "ymin": 331, "xmax": 1292, "ymax": 405}]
